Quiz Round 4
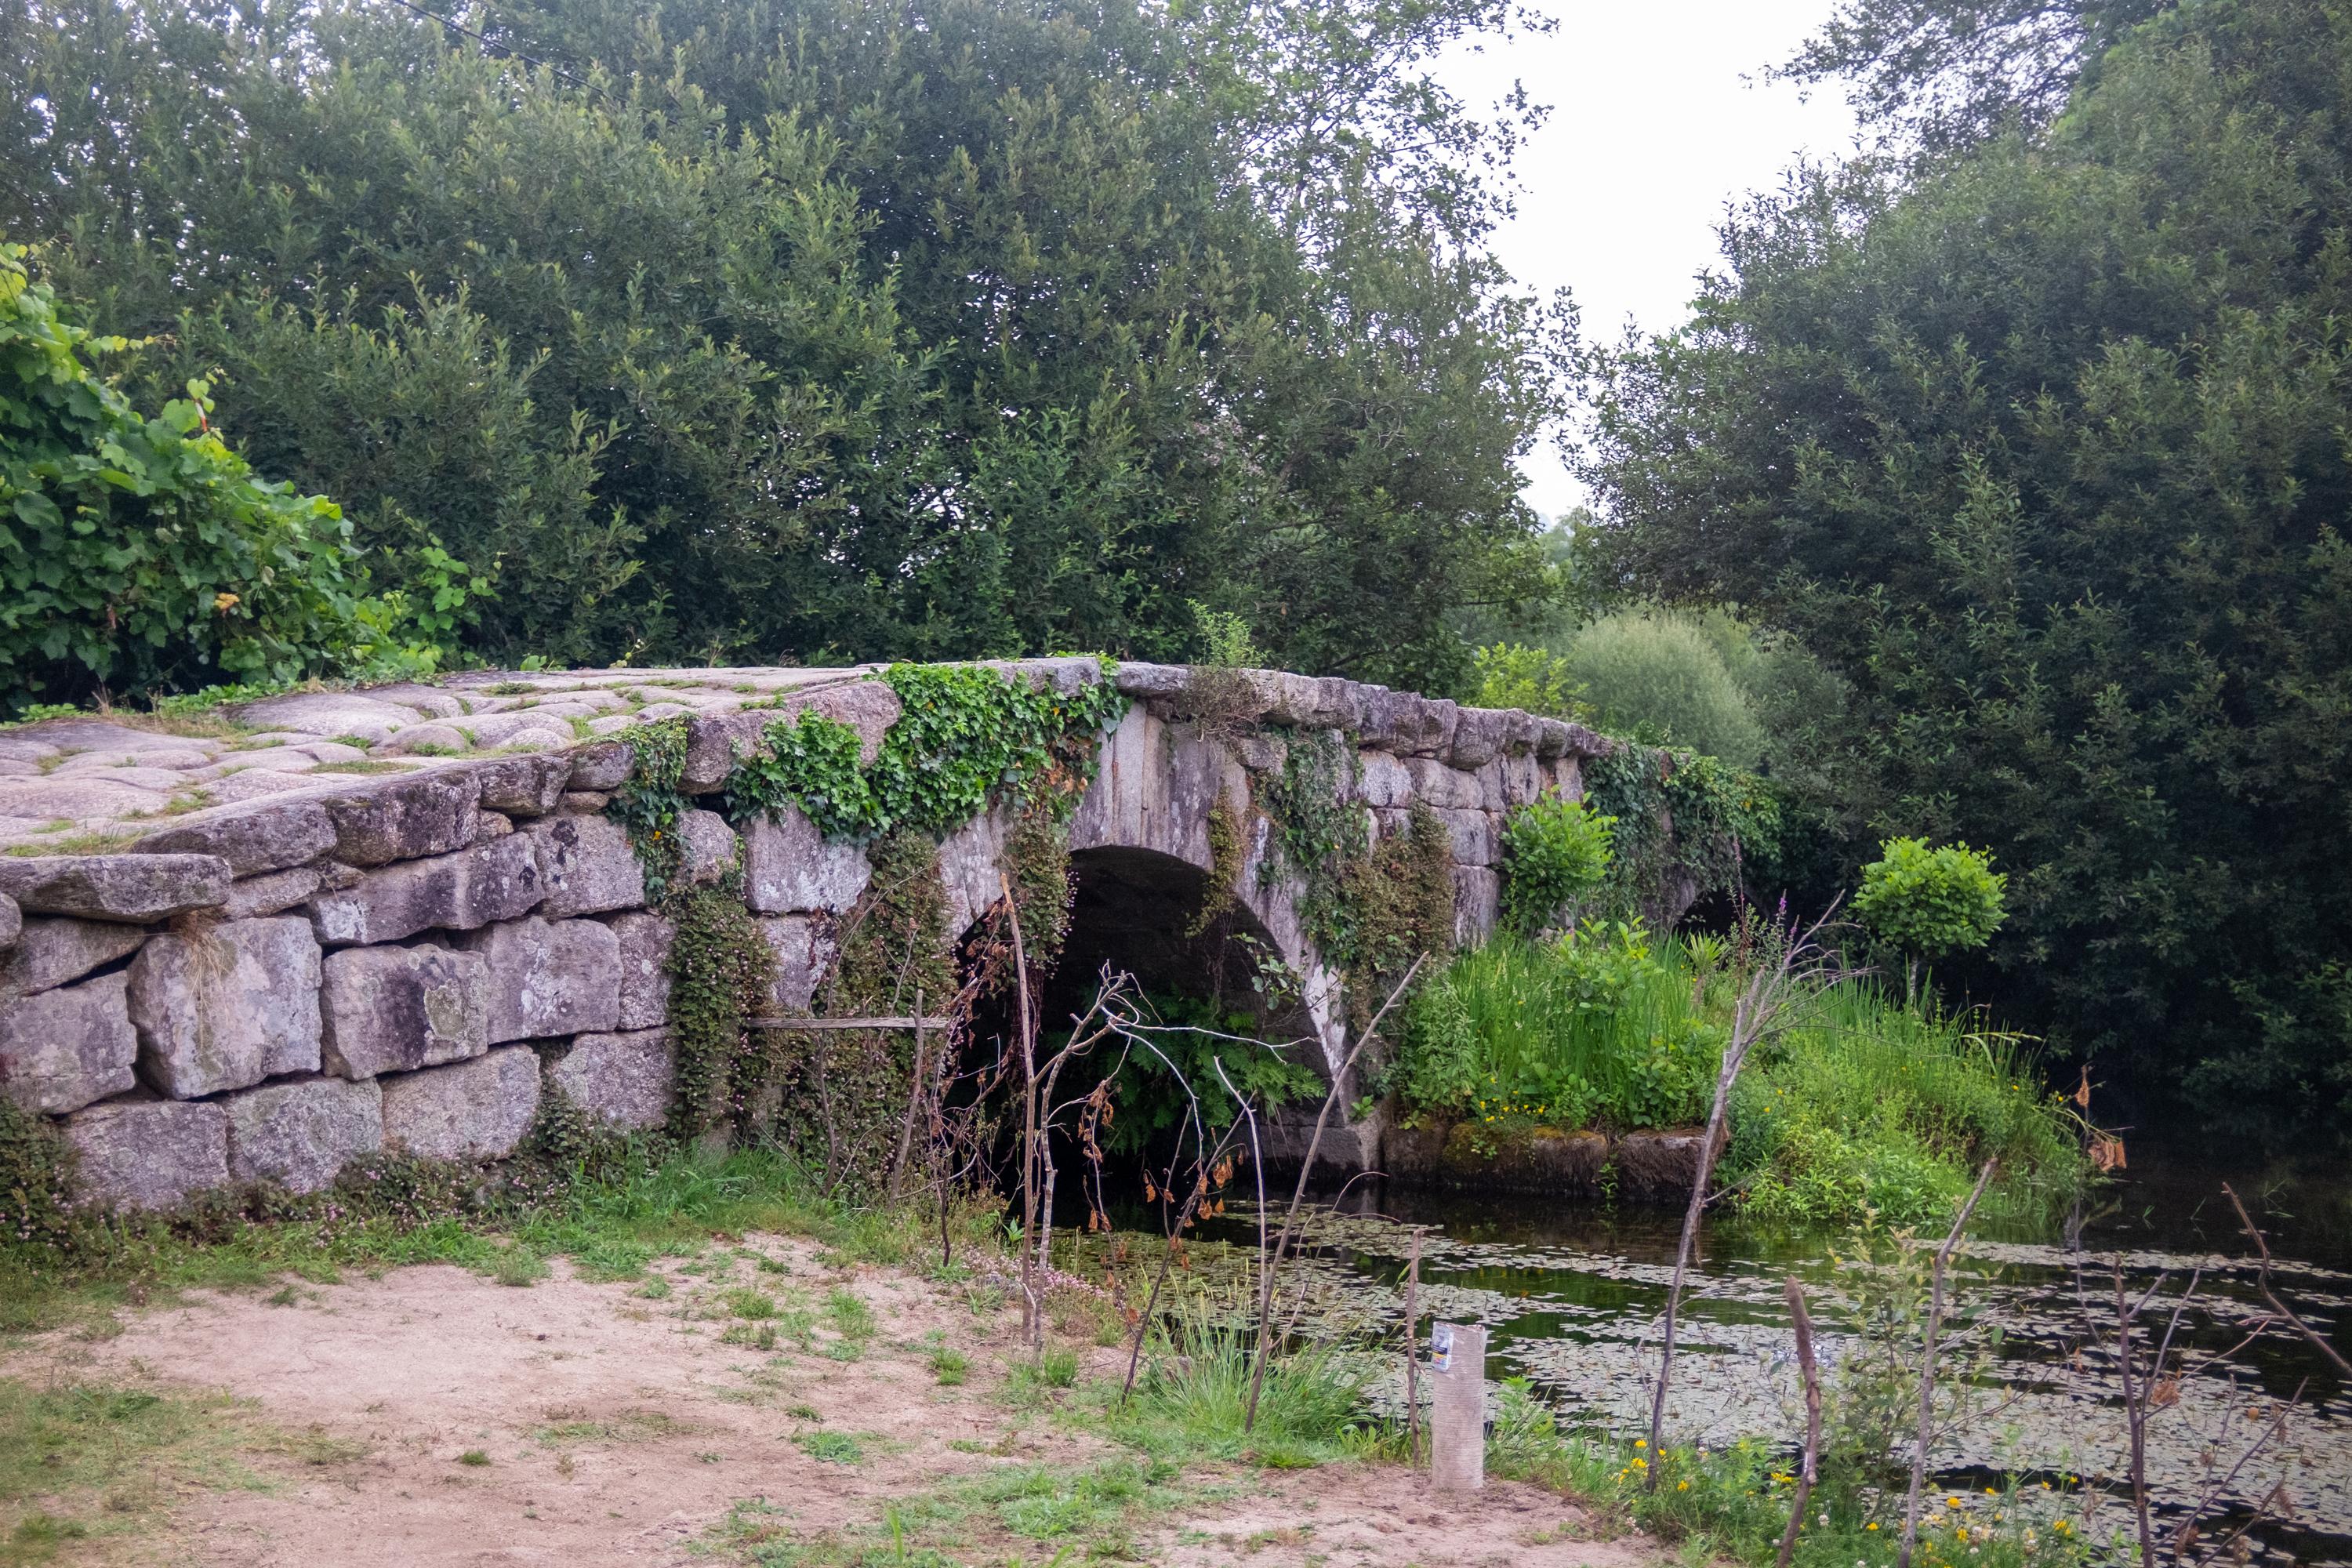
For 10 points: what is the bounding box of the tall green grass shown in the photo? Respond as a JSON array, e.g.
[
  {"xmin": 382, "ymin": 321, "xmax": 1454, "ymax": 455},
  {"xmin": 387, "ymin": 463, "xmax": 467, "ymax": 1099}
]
[
  {"xmin": 1396, "ymin": 925, "xmax": 1721, "ymax": 1130},
  {"xmin": 1393, "ymin": 929, "xmax": 2085, "ymax": 1225},
  {"xmin": 1729, "ymin": 980, "xmax": 2082, "ymax": 1225},
  {"xmin": 1108, "ymin": 1323, "xmax": 1371, "ymax": 1468}
]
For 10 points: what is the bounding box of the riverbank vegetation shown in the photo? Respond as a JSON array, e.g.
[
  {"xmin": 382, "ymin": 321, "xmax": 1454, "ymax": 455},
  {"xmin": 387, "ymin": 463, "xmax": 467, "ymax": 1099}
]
[{"xmin": 1392, "ymin": 925, "xmax": 2083, "ymax": 1225}]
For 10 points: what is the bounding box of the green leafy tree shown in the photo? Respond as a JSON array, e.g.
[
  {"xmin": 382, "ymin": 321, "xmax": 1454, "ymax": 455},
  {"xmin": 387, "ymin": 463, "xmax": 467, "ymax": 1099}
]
[
  {"xmin": 0, "ymin": 243, "xmax": 379, "ymax": 710},
  {"xmin": 1852, "ymin": 837, "xmax": 2006, "ymax": 1006},
  {"xmin": 0, "ymin": 0, "xmax": 1563, "ymax": 692},
  {"xmin": 1579, "ymin": 0, "xmax": 2352, "ymax": 1116},
  {"xmin": 1472, "ymin": 641, "xmax": 1580, "ymax": 717},
  {"xmin": 1498, "ymin": 793, "xmax": 1617, "ymax": 936},
  {"xmin": 1559, "ymin": 610, "xmax": 1769, "ymax": 769}
]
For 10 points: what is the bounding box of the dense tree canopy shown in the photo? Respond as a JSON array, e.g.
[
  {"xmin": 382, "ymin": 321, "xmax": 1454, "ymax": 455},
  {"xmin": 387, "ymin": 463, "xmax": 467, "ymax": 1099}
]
[
  {"xmin": 1, "ymin": 0, "xmax": 1561, "ymax": 692},
  {"xmin": 1581, "ymin": 0, "xmax": 2352, "ymax": 1115}
]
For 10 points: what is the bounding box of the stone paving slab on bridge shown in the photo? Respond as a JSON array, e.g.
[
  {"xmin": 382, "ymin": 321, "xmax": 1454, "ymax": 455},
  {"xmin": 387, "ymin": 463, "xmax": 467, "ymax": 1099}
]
[{"xmin": 0, "ymin": 660, "xmax": 1608, "ymax": 1213}]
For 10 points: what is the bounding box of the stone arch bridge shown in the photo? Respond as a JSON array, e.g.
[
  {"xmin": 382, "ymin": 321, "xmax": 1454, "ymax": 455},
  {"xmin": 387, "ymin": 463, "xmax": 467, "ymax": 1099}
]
[{"xmin": 0, "ymin": 659, "xmax": 1604, "ymax": 1210}]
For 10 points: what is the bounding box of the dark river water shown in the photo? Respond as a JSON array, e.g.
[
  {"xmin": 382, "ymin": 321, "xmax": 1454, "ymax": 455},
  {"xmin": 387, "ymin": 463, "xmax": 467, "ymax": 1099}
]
[{"xmin": 1157, "ymin": 1131, "xmax": 2352, "ymax": 1564}]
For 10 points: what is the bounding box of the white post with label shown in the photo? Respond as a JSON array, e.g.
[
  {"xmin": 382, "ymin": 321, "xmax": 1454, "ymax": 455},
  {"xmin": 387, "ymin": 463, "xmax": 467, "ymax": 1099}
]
[{"xmin": 1427, "ymin": 1320, "xmax": 1486, "ymax": 1492}]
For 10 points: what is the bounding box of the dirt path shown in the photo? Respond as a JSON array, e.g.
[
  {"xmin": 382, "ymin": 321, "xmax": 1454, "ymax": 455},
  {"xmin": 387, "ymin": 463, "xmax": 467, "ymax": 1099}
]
[{"xmin": 2, "ymin": 1236, "xmax": 1658, "ymax": 1567}]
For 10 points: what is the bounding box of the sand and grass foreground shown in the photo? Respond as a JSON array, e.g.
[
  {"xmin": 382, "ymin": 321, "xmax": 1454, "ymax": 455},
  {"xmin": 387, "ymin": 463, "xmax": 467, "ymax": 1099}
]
[{"xmin": 0, "ymin": 1228, "xmax": 1653, "ymax": 1567}]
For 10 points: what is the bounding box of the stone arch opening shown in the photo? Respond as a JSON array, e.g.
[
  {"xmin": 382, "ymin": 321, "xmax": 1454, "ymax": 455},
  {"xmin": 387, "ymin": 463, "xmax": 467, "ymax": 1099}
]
[{"xmin": 1037, "ymin": 845, "xmax": 1325, "ymax": 1078}]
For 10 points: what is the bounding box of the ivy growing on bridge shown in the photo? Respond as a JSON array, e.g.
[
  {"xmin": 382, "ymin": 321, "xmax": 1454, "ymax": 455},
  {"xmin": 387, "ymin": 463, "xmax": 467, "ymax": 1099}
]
[
  {"xmin": 1581, "ymin": 742, "xmax": 1781, "ymax": 918},
  {"xmin": 604, "ymin": 716, "xmax": 692, "ymax": 898},
  {"xmin": 727, "ymin": 662, "xmax": 1128, "ymax": 842},
  {"xmin": 1256, "ymin": 726, "xmax": 1454, "ymax": 1031}
]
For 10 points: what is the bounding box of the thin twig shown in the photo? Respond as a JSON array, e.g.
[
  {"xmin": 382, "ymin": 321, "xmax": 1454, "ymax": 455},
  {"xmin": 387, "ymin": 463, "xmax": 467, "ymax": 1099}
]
[
  {"xmin": 1896, "ymin": 1159, "xmax": 1996, "ymax": 1568},
  {"xmin": 1774, "ymin": 1277, "xmax": 1823, "ymax": 1568},
  {"xmin": 2224, "ymin": 1184, "xmax": 2350, "ymax": 1376},
  {"xmin": 1404, "ymin": 1226, "xmax": 1425, "ymax": 1465},
  {"xmin": 1246, "ymin": 953, "xmax": 1426, "ymax": 1432}
]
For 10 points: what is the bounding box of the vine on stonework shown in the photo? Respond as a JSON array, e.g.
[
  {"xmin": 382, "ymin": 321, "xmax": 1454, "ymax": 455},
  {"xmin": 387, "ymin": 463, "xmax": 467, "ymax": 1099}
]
[
  {"xmin": 727, "ymin": 661, "xmax": 1128, "ymax": 844},
  {"xmin": 605, "ymin": 716, "xmax": 692, "ymax": 897},
  {"xmin": 762, "ymin": 829, "xmax": 956, "ymax": 1191},
  {"xmin": 664, "ymin": 876, "xmax": 778, "ymax": 1145},
  {"xmin": 1255, "ymin": 728, "xmax": 1454, "ymax": 1030},
  {"xmin": 1581, "ymin": 742, "xmax": 1780, "ymax": 918},
  {"xmin": 1258, "ymin": 727, "xmax": 1366, "ymax": 953},
  {"xmin": 1183, "ymin": 795, "xmax": 1246, "ymax": 939}
]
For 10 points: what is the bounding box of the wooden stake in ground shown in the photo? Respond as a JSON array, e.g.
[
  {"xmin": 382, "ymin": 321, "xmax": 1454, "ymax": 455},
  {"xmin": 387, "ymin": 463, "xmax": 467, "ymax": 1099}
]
[
  {"xmin": 1774, "ymin": 1277, "xmax": 1824, "ymax": 1568},
  {"xmin": 1403, "ymin": 1226, "xmax": 1425, "ymax": 1465},
  {"xmin": 1428, "ymin": 1320, "xmax": 1487, "ymax": 1493},
  {"xmin": 1896, "ymin": 1160, "xmax": 1996, "ymax": 1568}
]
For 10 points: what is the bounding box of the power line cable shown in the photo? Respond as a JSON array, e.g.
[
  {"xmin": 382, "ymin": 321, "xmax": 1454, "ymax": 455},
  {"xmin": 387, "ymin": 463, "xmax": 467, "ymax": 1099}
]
[{"xmin": 376, "ymin": 0, "xmax": 604, "ymax": 96}]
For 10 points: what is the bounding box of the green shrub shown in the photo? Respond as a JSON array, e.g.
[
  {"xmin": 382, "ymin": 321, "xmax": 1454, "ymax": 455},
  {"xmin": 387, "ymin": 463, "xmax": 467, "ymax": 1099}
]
[
  {"xmin": 1472, "ymin": 642, "xmax": 1581, "ymax": 717},
  {"xmin": 1853, "ymin": 837, "xmax": 2007, "ymax": 1000},
  {"xmin": 1561, "ymin": 610, "xmax": 1769, "ymax": 768},
  {"xmin": 1724, "ymin": 982, "xmax": 2080, "ymax": 1225},
  {"xmin": 0, "ymin": 245, "xmax": 466, "ymax": 713},
  {"xmin": 1497, "ymin": 794, "xmax": 1617, "ymax": 936},
  {"xmin": 1395, "ymin": 926, "xmax": 1714, "ymax": 1131}
]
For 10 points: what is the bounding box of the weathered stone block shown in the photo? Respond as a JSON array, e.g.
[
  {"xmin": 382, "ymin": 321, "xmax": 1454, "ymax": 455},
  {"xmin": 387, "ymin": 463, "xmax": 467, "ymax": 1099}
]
[
  {"xmin": 525, "ymin": 814, "xmax": 645, "ymax": 918},
  {"xmin": 473, "ymin": 810, "xmax": 514, "ymax": 840},
  {"xmin": 1497, "ymin": 751, "xmax": 1545, "ymax": 810},
  {"xmin": 319, "ymin": 942, "xmax": 489, "ymax": 1078},
  {"xmin": 549, "ymin": 1029, "xmax": 672, "ymax": 1130},
  {"xmin": 0, "ymin": 917, "xmax": 144, "ymax": 996},
  {"xmin": 935, "ymin": 808, "xmax": 1009, "ymax": 939},
  {"xmin": 1111, "ymin": 661, "xmax": 1189, "ymax": 699},
  {"xmin": 222, "ymin": 865, "xmax": 324, "ymax": 920},
  {"xmin": 227, "ymin": 691, "xmax": 423, "ymax": 742},
  {"xmin": 309, "ymin": 833, "xmax": 544, "ymax": 946},
  {"xmin": 0, "ymin": 971, "xmax": 136, "ymax": 1113},
  {"xmin": 559, "ymin": 790, "xmax": 610, "ymax": 814},
  {"xmin": 67, "ymin": 1094, "xmax": 228, "ymax": 1210},
  {"xmin": 472, "ymin": 753, "xmax": 570, "ymax": 816},
  {"xmin": 0, "ymin": 854, "xmax": 230, "ymax": 923},
  {"xmin": 321, "ymin": 770, "xmax": 483, "ymax": 866},
  {"xmin": 566, "ymin": 741, "xmax": 633, "ymax": 792},
  {"xmin": 133, "ymin": 800, "xmax": 336, "ymax": 877},
  {"xmin": 127, "ymin": 917, "xmax": 322, "ymax": 1098},
  {"xmin": 1404, "ymin": 758, "xmax": 1483, "ymax": 811},
  {"xmin": 1425, "ymin": 808, "xmax": 1491, "ymax": 867},
  {"xmin": 1452, "ymin": 866, "xmax": 1500, "ymax": 946},
  {"xmin": 379, "ymin": 1046, "xmax": 541, "ymax": 1161},
  {"xmin": 0, "ymin": 891, "xmax": 18, "ymax": 947},
  {"xmin": 677, "ymin": 808, "xmax": 738, "ymax": 886},
  {"xmin": 742, "ymin": 807, "xmax": 871, "ymax": 915},
  {"xmin": 681, "ymin": 711, "xmax": 775, "ymax": 793},
  {"xmin": 1448, "ymin": 707, "xmax": 1509, "ymax": 770},
  {"xmin": 606, "ymin": 911, "xmax": 675, "ymax": 1030},
  {"xmin": 223, "ymin": 1075, "xmax": 383, "ymax": 1193},
  {"xmin": 755, "ymin": 916, "xmax": 837, "ymax": 1014},
  {"xmin": 1357, "ymin": 750, "xmax": 1414, "ymax": 808},
  {"xmin": 457, "ymin": 916, "xmax": 621, "ymax": 1043}
]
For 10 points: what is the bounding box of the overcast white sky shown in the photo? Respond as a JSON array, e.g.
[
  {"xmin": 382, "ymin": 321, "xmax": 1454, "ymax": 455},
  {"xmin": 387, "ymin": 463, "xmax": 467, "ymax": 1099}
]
[{"xmin": 1431, "ymin": 2, "xmax": 1860, "ymax": 518}]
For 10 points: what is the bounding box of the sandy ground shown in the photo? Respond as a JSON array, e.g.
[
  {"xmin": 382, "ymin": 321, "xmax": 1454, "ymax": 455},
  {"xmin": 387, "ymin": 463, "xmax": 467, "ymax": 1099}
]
[{"xmin": 1, "ymin": 1237, "xmax": 1660, "ymax": 1568}]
